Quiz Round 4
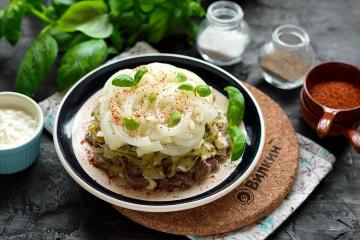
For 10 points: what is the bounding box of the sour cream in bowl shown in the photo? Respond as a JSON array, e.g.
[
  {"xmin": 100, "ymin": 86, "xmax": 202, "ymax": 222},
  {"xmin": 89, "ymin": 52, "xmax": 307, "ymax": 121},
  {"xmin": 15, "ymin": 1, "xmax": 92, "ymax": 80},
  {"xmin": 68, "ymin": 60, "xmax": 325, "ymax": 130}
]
[{"xmin": 0, "ymin": 92, "xmax": 43, "ymax": 174}]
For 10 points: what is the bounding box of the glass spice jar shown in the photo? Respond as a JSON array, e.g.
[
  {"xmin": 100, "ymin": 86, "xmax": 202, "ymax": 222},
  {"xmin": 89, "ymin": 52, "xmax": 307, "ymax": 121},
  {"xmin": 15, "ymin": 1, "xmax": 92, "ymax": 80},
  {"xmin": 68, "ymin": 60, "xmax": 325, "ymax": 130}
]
[
  {"xmin": 196, "ymin": 1, "xmax": 250, "ymax": 66},
  {"xmin": 259, "ymin": 24, "xmax": 315, "ymax": 89}
]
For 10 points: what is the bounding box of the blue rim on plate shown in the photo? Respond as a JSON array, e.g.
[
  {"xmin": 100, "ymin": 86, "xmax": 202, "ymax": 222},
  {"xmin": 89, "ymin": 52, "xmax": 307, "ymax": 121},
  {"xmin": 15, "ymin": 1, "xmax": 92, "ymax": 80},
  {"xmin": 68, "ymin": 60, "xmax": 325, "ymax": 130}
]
[{"xmin": 54, "ymin": 54, "xmax": 265, "ymax": 212}]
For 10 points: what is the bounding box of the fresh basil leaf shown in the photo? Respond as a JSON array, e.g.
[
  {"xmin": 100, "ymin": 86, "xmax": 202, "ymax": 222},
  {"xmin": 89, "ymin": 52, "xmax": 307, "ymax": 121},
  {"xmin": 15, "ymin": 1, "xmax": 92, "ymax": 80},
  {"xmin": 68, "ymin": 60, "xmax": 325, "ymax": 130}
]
[
  {"xmin": 168, "ymin": 111, "xmax": 181, "ymax": 127},
  {"xmin": 147, "ymin": 7, "xmax": 168, "ymax": 43},
  {"xmin": 26, "ymin": 0, "xmax": 45, "ymax": 7},
  {"xmin": 224, "ymin": 86, "xmax": 245, "ymax": 126},
  {"xmin": 109, "ymin": 0, "xmax": 133, "ymax": 16},
  {"xmin": 148, "ymin": 92, "xmax": 157, "ymax": 103},
  {"xmin": 57, "ymin": 39, "xmax": 108, "ymax": 90},
  {"xmin": 107, "ymin": 46, "xmax": 118, "ymax": 55},
  {"xmin": 77, "ymin": 14, "xmax": 113, "ymax": 39},
  {"xmin": 123, "ymin": 117, "xmax": 140, "ymax": 130},
  {"xmin": 137, "ymin": 0, "xmax": 155, "ymax": 13},
  {"xmin": 195, "ymin": 84, "xmax": 211, "ymax": 97},
  {"xmin": 118, "ymin": 11, "xmax": 144, "ymax": 30},
  {"xmin": 49, "ymin": 28, "xmax": 90, "ymax": 52},
  {"xmin": 134, "ymin": 66, "xmax": 148, "ymax": 84},
  {"xmin": 228, "ymin": 125, "xmax": 246, "ymax": 161},
  {"xmin": 0, "ymin": 9, "xmax": 4, "ymax": 38},
  {"xmin": 178, "ymin": 83, "xmax": 194, "ymax": 91},
  {"xmin": 189, "ymin": 1, "xmax": 205, "ymax": 17},
  {"xmin": 56, "ymin": 1, "xmax": 113, "ymax": 38},
  {"xmin": 52, "ymin": 0, "xmax": 74, "ymax": 16},
  {"xmin": 112, "ymin": 74, "xmax": 135, "ymax": 87},
  {"xmin": 176, "ymin": 72, "xmax": 187, "ymax": 82},
  {"xmin": 15, "ymin": 33, "xmax": 58, "ymax": 97},
  {"xmin": 2, "ymin": 3, "xmax": 23, "ymax": 45},
  {"xmin": 110, "ymin": 28, "xmax": 123, "ymax": 50}
]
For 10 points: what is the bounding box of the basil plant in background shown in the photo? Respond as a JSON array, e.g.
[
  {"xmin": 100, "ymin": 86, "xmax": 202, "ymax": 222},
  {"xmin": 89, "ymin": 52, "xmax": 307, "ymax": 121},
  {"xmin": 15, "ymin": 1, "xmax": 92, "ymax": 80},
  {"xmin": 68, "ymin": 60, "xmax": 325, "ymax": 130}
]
[{"xmin": 0, "ymin": 0, "xmax": 205, "ymax": 97}]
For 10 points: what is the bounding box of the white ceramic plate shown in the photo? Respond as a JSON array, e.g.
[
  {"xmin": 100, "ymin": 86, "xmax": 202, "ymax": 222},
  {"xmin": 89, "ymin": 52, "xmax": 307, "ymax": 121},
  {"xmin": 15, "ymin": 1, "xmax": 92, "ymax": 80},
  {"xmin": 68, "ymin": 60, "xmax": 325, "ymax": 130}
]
[{"xmin": 54, "ymin": 54, "xmax": 265, "ymax": 212}]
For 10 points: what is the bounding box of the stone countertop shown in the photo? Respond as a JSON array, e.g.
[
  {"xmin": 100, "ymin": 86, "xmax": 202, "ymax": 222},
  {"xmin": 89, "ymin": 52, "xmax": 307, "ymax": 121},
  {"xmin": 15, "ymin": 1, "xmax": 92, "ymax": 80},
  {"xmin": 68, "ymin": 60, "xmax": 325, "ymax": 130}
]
[{"xmin": 0, "ymin": 0, "xmax": 360, "ymax": 239}]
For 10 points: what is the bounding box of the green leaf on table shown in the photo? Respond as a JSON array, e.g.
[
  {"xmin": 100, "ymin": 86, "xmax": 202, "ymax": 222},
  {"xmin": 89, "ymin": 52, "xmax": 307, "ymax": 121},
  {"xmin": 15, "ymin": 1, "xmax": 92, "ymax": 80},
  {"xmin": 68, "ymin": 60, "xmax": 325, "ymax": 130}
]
[
  {"xmin": 189, "ymin": 1, "xmax": 205, "ymax": 17},
  {"xmin": 224, "ymin": 86, "xmax": 245, "ymax": 126},
  {"xmin": 57, "ymin": 39, "xmax": 108, "ymax": 90},
  {"xmin": 112, "ymin": 74, "xmax": 136, "ymax": 87},
  {"xmin": 0, "ymin": 9, "xmax": 4, "ymax": 38},
  {"xmin": 52, "ymin": 0, "xmax": 74, "ymax": 16},
  {"xmin": 147, "ymin": 7, "xmax": 168, "ymax": 43},
  {"xmin": 26, "ymin": 0, "xmax": 46, "ymax": 7},
  {"xmin": 137, "ymin": 0, "xmax": 155, "ymax": 13},
  {"xmin": 49, "ymin": 28, "xmax": 90, "ymax": 52},
  {"xmin": 110, "ymin": 28, "xmax": 123, "ymax": 50},
  {"xmin": 1, "ymin": 3, "xmax": 23, "ymax": 45},
  {"xmin": 109, "ymin": 0, "xmax": 133, "ymax": 16},
  {"xmin": 228, "ymin": 125, "xmax": 246, "ymax": 161},
  {"xmin": 107, "ymin": 46, "xmax": 118, "ymax": 55},
  {"xmin": 15, "ymin": 33, "xmax": 58, "ymax": 97},
  {"xmin": 56, "ymin": 1, "xmax": 113, "ymax": 38}
]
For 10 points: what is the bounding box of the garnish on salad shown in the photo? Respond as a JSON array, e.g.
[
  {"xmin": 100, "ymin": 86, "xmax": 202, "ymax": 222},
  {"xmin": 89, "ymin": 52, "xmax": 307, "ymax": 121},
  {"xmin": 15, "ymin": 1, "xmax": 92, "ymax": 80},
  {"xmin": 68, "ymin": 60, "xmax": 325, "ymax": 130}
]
[{"xmin": 86, "ymin": 63, "xmax": 246, "ymax": 190}]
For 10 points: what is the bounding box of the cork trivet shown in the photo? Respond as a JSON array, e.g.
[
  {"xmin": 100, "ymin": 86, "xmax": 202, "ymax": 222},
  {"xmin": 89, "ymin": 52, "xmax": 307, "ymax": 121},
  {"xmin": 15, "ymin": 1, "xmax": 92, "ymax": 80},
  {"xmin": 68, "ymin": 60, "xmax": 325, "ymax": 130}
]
[
  {"xmin": 260, "ymin": 51, "xmax": 310, "ymax": 82},
  {"xmin": 114, "ymin": 83, "xmax": 299, "ymax": 236}
]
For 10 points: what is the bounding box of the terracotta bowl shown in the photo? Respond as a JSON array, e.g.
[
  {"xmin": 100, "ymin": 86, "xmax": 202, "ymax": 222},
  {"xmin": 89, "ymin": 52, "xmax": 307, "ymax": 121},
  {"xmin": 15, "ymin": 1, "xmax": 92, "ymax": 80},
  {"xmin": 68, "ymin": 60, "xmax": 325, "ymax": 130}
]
[{"xmin": 300, "ymin": 62, "xmax": 360, "ymax": 153}]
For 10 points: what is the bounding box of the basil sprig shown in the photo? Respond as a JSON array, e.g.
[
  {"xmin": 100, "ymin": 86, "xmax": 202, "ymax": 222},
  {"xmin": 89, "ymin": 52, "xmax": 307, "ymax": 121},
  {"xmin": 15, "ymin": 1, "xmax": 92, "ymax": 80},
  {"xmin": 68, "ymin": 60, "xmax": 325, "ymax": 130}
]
[
  {"xmin": 178, "ymin": 83, "xmax": 212, "ymax": 97},
  {"xmin": 228, "ymin": 125, "xmax": 246, "ymax": 161},
  {"xmin": 112, "ymin": 67, "xmax": 148, "ymax": 87},
  {"xmin": 224, "ymin": 86, "xmax": 246, "ymax": 161}
]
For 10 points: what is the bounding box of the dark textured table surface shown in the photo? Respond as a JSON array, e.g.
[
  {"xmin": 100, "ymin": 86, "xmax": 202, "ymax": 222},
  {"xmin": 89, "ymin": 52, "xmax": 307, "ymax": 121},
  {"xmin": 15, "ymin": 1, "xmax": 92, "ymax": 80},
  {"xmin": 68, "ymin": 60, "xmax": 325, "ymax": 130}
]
[{"xmin": 1, "ymin": 0, "xmax": 360, "ymax": 239}]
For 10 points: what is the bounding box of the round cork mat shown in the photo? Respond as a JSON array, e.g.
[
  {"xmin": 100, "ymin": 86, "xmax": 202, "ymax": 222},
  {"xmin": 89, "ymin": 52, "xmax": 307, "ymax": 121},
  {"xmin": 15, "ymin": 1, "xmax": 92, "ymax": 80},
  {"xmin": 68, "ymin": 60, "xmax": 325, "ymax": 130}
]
[{"xmin": 114, "ymin": 83, "xmax": 299, "ymax": 236}]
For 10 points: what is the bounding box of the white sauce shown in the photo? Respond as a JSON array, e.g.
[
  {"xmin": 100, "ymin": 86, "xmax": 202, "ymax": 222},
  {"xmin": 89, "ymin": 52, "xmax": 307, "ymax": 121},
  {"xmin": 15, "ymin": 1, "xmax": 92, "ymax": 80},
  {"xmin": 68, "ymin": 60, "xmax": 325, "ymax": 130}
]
[{"xmin": 0, "ymin": 108, "xmax": 38, "ymax": 149}]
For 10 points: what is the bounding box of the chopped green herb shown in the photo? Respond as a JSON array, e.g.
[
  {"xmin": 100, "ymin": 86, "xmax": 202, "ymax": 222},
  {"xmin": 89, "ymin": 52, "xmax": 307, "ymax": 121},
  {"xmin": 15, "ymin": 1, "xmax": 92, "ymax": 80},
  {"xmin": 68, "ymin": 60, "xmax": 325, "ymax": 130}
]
[
  {"xmin": 112, "ymin": 74, "xmax": 136, "ymax": 87},
  {"xmin": 228, "ymin": 125, "xmax": 246, "ymax": 161},
  {"xmin": 178, "ymin": 83, "xmax": 194, "ymax": 91},
  {"xmin": 123, "ymin": 117, "xmax": 140, "ymax": 130},
  {"xmin": 148, "ymin": 92, "xmax": 158, "ymax": 103},
  {"xmin": 224, "ymin": 86, "xmax": 245, "ymax": 126},
  {"xmin": 176, "ymin": 72, "xmax": 187, "ymax": 82},
  {"xmin": 168, "ymin": 111, "xmax": 181, "ymax": 127},
  {"xmin": 195, "ymin": 84, "xmax": 212, "ymax": 97},
  {"xmin": 134, "ymin": 66, "xmax": 148, "ymax": 84}
]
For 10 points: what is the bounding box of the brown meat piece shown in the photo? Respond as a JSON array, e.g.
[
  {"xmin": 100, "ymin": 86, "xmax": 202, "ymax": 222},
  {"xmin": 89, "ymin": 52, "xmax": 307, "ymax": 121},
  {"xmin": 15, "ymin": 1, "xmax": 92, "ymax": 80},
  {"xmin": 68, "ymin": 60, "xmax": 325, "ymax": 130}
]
[{"xmin": 158, "ymin": 172, "xmax": 194, "ymax": 190}]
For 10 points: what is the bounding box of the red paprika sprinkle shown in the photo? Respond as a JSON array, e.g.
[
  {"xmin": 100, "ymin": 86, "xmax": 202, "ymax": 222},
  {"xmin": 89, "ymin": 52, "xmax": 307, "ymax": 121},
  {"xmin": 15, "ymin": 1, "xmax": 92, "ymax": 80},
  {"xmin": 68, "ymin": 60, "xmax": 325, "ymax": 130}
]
[{"xmin": 309, "ymin": 80, "xmax": 360, "ymax": 109}]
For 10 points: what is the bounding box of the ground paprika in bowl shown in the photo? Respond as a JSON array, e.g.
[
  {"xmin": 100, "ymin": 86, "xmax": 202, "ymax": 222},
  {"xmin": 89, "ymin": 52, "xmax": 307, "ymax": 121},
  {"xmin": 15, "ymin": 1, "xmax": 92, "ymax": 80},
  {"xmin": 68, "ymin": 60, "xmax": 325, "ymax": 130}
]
[{"xmin": 301, "ymin": 62, "xmax": 360, "ymax": 152}]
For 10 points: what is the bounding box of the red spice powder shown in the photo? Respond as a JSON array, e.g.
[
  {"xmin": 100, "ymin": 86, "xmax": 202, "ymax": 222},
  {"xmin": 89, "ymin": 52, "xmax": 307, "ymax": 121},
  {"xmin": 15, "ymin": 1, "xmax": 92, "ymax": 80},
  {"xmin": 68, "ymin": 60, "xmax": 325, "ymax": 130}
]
[{"xmin": 309, "ymin": 80, "xmax": 360, "ymax": 109}]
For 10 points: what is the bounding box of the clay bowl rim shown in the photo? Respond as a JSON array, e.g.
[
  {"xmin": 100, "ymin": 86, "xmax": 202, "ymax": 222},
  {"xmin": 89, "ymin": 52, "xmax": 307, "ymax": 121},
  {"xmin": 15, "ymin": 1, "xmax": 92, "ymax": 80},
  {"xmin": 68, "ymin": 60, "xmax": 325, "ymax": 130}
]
[{"xmin": 303, "ymin": 61, "xmax": 360, "ymax": 113}]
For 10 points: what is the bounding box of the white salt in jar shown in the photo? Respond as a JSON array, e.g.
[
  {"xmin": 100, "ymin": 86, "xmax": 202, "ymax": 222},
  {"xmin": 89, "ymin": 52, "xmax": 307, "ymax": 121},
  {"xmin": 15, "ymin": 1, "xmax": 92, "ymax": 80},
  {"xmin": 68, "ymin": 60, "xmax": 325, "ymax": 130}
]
[{"xmin": 196, "ymin": 1, "xmax": 250, "ymax": 66}]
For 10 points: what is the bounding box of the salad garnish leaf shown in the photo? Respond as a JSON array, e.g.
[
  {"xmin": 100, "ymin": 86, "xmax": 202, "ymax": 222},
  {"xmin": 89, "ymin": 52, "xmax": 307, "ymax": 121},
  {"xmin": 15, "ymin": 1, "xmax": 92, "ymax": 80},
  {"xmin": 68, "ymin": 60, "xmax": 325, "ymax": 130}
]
[
  {"xmin": 224, "ymin": 86, "xmax": 245, "ymax": 126},
  {"xmin": 228, "ymin": 125, "xmax": 246, "ymax": 161},
  {"xmin": 176, "ymin": 72, "xmax": 187, "ymax": 82},
  {"xmin": 112, "ymin": 74, "xmax": 136, "ymax": 87},
  {"xmin": 178, "ymin": 83, "xmax": 194, "ymax": 91},
  {"xmin": 123, "ymin": 117, "xmax": 140, "ymax": 130},
  {"xmin": 134, "ymin": 66, "xmax": 148, "ymax": 84},
  {"xmin": 148, "ymin": 92, "xmax": 158, "ymax": 103},
  {"xmin": 168, "ymin": 111, "xmax": 181, "ymax": 127},
  {"xmin": 195, "ymin": 84, "xmax": 211, "ymax": 97}
]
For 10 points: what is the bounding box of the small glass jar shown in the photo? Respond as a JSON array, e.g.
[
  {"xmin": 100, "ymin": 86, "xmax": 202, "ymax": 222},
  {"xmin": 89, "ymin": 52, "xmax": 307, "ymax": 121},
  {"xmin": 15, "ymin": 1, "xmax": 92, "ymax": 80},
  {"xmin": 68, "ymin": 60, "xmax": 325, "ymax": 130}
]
[
  {"xmin": 259, "ymin": 24, "xmax": 315, "ymax": 89},
  {"xmin": 196, "ymin": 1, "xmax": 250, "ymax": 66}
]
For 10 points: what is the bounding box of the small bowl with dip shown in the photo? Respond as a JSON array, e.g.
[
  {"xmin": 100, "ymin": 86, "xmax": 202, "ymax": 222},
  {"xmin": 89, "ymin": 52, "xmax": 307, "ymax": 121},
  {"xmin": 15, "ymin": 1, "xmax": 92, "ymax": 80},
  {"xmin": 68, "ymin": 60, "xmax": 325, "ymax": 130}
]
[
  {"xmin": 0, "ymin": 92, "xmax": 43, "ymax": 174},
  {"xmin": 300, "ymin": 62, "xmax": 360, "ymax": 152}
]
